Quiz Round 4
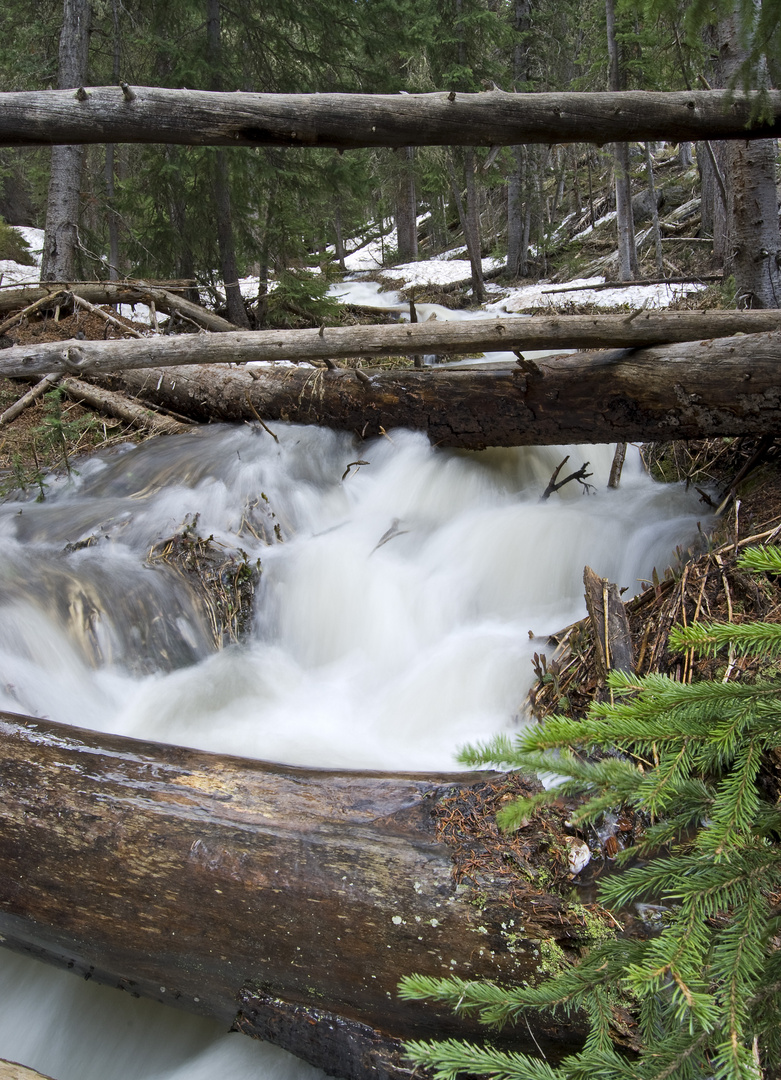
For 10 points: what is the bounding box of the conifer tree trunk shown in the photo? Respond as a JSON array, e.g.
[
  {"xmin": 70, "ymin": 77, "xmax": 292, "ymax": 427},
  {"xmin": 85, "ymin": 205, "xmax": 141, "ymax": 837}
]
[
  {"xmin": 643, "ymin": 142, "xmax": 664, "ymax": 276},
  {"xmin": 717, "ymin": 5, "xmax": 781, "ymax": 308},
  {"xmin": 605, "ymin": 0, "xmax": 638, "ymax": 282},
  {"xmin": 506, "ymin": 145, "xmax": 523, "ymax": 277},
  {"xmin": 104, "ymin": 0, "xmax": 121, "ymax": 281},
  {"xmin": 447, "ymin": 151, "xmax": 485, "ymax": 302},
  {"xmin": 40, "ymin": 0, "xmax": 91, "ymax": 282},
  {"xmin": 206, "ymin": 0, "xmax": 250, "ymax": 328},
  {"xmin": 394, "ymin": 147, "xmax": 417, "ymax": 260},
  {"xmin": 506, "ymin": 0, "xmax": 532, "ymax": 278}
]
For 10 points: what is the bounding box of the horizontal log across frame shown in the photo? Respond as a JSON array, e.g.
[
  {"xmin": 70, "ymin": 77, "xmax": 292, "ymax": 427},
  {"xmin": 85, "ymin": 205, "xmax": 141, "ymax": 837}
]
[
  {"xmin": 0, "ymin": 86, "xmax": 780, "ymax": 148},
  {"xmin": 4, "ymin": 309, "xmax": 781, "ymax": 379},
  {"xmin": 0, "ymin": 711, "xmax": 591, "ymax": 1080}
]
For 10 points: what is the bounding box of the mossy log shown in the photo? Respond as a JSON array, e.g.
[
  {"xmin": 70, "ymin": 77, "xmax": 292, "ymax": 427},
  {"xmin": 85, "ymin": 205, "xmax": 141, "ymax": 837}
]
[
  {"xmin": 80, "ymin": 328, "xmax": 781, "ymax": 448},
  {"xmin": 0, "ymin": 711, "xmax": 606, "ymax": 1079}
]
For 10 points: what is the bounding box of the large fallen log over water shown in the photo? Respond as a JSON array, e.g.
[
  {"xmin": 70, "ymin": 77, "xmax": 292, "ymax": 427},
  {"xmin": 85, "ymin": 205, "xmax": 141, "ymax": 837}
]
[
  {"xmin": 1, "ymin": 87, "xmax": 780, "ymax": 148},
  {"xmin": 91, "ymin": 329, "xmax": 781, "ymax": 448},
  {"xmin": 0, "ymin": 711, "xmax": 597, "ymax": 1079},
  {"xmin": 4, "ymin": 310, "xmax": 781, "ymax": 379}
]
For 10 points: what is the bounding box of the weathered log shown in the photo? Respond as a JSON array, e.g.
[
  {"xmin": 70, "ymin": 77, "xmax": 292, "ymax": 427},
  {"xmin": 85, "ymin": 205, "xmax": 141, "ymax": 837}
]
[
  {"xmin": 0, "ymin": 1061, "xmax": 53, "ymax": 1080},
  {"xmin": 0, "ymin": 283, "xmax": 237, "ymax": 332},
  {"xmin": 0, "ymin": 711, "xmax": 593, "ymax": 1079},
  {"xmin": 89, "ymin": 329, "xmax": 781, "ymax": 448},
  {"xmin": 0, "ymin": 87, "xmax": 780, "ymax": 148},
  {"xmin": 4, "ymin": 310, "xmax": 781, "ymax": 379},
  {"xmin": 0, "ymin": 374, "xmax": 62, "ymax": 427},
  {"xmin": 583, "ymin": 566, "xmax": 634, "ymax": 681},
  {"xmin": 58, "ymin": 376, "xmax": 192, "ymax": 435}
]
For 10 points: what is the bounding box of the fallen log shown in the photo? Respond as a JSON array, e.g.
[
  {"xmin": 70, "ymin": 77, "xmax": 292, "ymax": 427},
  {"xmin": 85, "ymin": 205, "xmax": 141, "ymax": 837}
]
[
  {"xmin": 0, "ymin": 1061, "xmax": 53, "ymax": 1080},
  {"xmin": 92, "ymin": 329, "xmax": 781, "ymax": 448},
  {"xmin": 58, "ymin": 376, "xmax": 192, "ymax": 436},
  {"xmin": 0, "ymin": 282, "xmax": 238, "ymax": 332},
  {"xmin": 0, "ymin": 373, "xmax": 62, "ymax": 427},
  {"xmin": 0, "ymin": 710, "xmax": 598, "ymax": 1078},
  {"xmin": 1, "ymin": 87, "xmax": 781, "ymax": 148},
  {"xmin": 4, "ymin": 309, "xmax": 781, "ymax": 378}
]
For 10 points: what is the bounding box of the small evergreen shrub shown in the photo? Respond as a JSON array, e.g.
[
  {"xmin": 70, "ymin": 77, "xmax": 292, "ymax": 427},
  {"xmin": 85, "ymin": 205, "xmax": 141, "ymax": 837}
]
[
  {"xmin": 401, "ymin": 546, "xmax": 781, "ymax": 1080},
  {"xmin": 0, "ymin": 220, "xmax": 35, "ymax": 266},
  {"xmin": 264, "ymin": 268, "xmax": 342, "ymax": 328}
]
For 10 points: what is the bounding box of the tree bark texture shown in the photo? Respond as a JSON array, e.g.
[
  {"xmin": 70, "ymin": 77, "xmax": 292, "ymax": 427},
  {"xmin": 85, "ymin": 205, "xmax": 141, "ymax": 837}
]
[
  {"xmin": 4, "ymin": 87, "xmax": 781, "ymax": 149},
  {"xmin": 394, "ymin": 147, "xmax": 418, "ymax": 261},
  {"xmin": 605, "ymin": 0, "xmax": 638, "ymax": 282},
  {"xmin": 83, "ymin": 328, "xmax": 781, "ymax": 448},
  {"xmin": 717, "ymin": 11, "xmax": 781, "ymax": 309},
  {"xmin": 206, "ymin": 0, "xmax": 250, "ymax": 329},
  {"xmin": 4, "ymin": 309, "xmax": 781, "ymax": 380},
  {"xmin": 0, "ymin": 710, "xmax": 591, "ymax": 1078},
  {"xmin": 40, "ymin": 0, "xmax": 91, "ymax": 282}
]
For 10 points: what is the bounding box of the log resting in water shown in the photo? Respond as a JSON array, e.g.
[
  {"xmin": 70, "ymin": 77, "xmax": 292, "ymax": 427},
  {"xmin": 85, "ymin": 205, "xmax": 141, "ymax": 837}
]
[
  {"xmin": 0, "ymin": 711, "xmax": 596, "ymax": 1079},
  {"xmin": 4, "ymin": 310, "xmax": 781, "ymax": 378},
  {"xmin": 88, "ymin": 329, "xmax": 781, "ymax": 448}
]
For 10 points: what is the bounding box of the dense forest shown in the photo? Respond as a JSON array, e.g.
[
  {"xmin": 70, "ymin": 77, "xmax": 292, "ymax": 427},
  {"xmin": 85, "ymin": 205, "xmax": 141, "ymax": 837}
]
[{"xmin": 2, "ymin": 0, "xmax": 781, "ymax": 321}]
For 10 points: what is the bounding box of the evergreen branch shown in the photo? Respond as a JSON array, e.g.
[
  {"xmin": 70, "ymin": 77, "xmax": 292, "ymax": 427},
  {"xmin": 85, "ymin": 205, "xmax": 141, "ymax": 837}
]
[
  {"xmin": 737, "ymin": 544, "xmax": 781, "ymax": 576},
  {"xmin": 696, "ymin": 738, "xmax": 763, "ymax": 856},
  {"xmin": 404, "ymin": 1038, "xmax": 560, "ymax": 1080},
  {"xmin": 670, "ymin": 620, "xmax": 781, "ymax": 660}
]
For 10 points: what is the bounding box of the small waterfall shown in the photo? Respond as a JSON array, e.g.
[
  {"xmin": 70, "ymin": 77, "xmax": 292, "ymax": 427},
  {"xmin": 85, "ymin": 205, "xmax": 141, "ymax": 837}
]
[{"xmin": 0, "ymin": 422, "xmax": 706, "ymax": 1079}]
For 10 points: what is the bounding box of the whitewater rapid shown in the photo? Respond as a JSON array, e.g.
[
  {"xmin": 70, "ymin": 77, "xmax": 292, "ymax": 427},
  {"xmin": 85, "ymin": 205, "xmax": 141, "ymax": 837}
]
[{"xmin": 0, "ymin": 422, "xmax": 706, "ymax": 1079}]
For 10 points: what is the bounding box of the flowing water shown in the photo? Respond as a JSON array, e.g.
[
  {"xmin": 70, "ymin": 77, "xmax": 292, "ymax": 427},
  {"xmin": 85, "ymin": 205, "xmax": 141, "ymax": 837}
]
[{"xmin": 0, "ymin": 420, "xmax": 706, "ymax": 1079}]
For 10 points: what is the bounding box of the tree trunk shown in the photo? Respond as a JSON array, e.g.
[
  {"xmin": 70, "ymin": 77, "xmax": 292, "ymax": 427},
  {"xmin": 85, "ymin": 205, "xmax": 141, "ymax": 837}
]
[
  {"xmin": 394, "ymin": 147, "xmax": 417, "ymax": 260},
  {"xmin": 717, "ymin": 6, "xmax": 781, "ymax": 308},
  {"xmin": 0, "ymin": 710, "xmax": 596, "ymax": 1079},
  {"xmin": 104, "ymin": 0, "xmax": 121, "ymax": 281},
  {"xmin": 606, "ymin": 0, "xmax": 638, "ymax": 282},
  {"xmin": 206, "ymin": 0, "xmax": 250, "ymax": 329},
  {"xmin": 334, "ymin": 202, "xmax": 346, "ymax": 271},
  {"xmin": 506, "ymin": 0, "xmax": 532, "ymax": 278},
  {"xmin": 212, "ymin": 149, "xmax": 250, "ymax": 327},
  {"xmin": 643, "ymin": 143, "xmax": 664, "ymax": 275},
  {"xmin": 5, "ymin": 87, "xmax": 781, "ymax": 149},
  {"xmin": 6, "ymin": 308, "xmax": 781, "ymax": 379},
  {"xmin": 447, "ymin": 151, "xmax": 485, "ymax": 303},
  {"xmin": 50, "ymin": 326, "xmax": 781, "ymax": 448},
  {"xmin": 505, "ymin": 145, "xmax": 523, "ymax": 277},
  {"xmin": 40, "ymin": 0, "xmax": 91, "ymax": 282}
]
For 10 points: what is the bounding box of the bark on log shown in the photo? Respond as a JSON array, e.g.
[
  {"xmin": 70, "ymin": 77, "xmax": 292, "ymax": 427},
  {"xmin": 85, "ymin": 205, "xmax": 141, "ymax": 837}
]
[
  {"xmin": 0, "ymin": 283, "xmax": 237, "ymax": 332},
  {"xmin": 89, "ymin": 329, "xmax": 781, "ymax": 448},
  {"xmin": 4, "ymin": 310, "xmax": 781, "ymax": 378},
  {"xmin": 0, "ymin": 1061, "xmax": 54, "ymax": 1080},
  {"xmin": 58, "ymin": 376, "xmax": 192, "ymax": 435},
  {"xmin": 0, "ymin": 711, "xmax": 592, "ymax": 1079},
  {"xmin": 1, "ymin": 87, "xmax": 781, "ymax": 148},
  {"xmin": 583, "ymin": 566, "xmax": 634, "ymax": 681}
]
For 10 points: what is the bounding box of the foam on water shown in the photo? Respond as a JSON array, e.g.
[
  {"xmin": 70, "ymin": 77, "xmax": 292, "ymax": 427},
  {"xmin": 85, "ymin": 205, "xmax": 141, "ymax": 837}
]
[{"xmin": 0, "ymin": 422, "xmax": 707, "ymax": 1078}]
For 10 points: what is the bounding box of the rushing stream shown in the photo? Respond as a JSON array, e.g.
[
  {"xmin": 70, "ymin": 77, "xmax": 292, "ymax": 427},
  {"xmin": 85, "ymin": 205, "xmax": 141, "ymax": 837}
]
[{"xmin": 0, "ymin": 418, "xmax": 707, "ymax": 1079}]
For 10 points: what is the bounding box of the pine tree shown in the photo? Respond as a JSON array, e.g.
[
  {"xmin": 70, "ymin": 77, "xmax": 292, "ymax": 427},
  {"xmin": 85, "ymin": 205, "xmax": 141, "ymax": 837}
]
[{"xmin": 401, "ymin": 545, "xmax": 781, "ymax": 1080}]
